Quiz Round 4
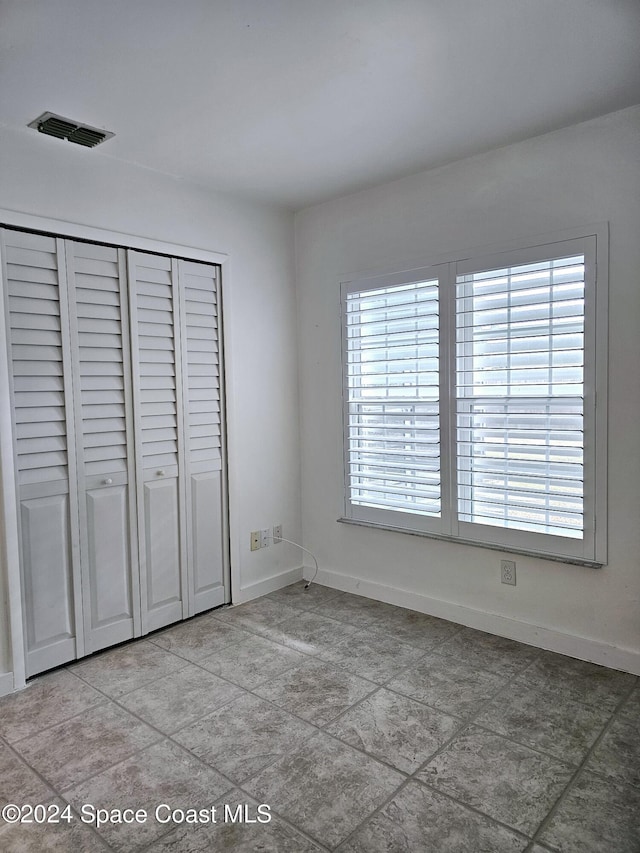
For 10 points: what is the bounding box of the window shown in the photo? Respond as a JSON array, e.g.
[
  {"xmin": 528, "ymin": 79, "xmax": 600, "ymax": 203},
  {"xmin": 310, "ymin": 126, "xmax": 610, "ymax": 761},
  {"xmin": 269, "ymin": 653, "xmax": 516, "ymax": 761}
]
[{"xmin": 341, "ymin": 231, "xmax": 607, "ymax": 565}]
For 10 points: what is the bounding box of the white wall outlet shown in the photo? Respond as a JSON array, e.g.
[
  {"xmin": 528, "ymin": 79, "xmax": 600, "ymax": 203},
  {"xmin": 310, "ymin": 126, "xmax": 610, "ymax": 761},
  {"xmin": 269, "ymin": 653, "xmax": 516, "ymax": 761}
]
[
  {"xmin": 501, "ymin": 559, "xmax": 516, "ymax": 585},
  {"xmin": 260, "ymin": 528, "xmax": 270, "ymax": 548},
  {"xmin": 250, "ymin": 531, "xmax": 260, "ymax": 551},
  {"xmin": 273, "ymin": 524, "xmax": 283, "ymax": 543}
]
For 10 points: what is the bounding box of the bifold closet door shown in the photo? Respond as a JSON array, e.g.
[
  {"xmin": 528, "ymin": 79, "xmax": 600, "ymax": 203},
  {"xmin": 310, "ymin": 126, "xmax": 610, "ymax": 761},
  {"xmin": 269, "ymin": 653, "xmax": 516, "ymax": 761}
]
[
  {"xmin": 128, "ymin": 251, "xmax": 187, "ymax": 633},
  {"xmin": 66, "ymin": 241, "xmax": 140, "ymax": 654},
  {"xmin": 179, "ymin": 260, "xmax": 227, "ymax": 613},
  {"xmin": 1, "ymin": 229, "xmax": 82, "ymax": 676}
]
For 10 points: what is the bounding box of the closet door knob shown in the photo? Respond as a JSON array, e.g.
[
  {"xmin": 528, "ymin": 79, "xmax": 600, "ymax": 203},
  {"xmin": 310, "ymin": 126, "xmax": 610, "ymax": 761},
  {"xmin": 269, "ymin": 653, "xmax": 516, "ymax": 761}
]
[
  {"xmin": 157, "ymin": 470, "xmax": 165, "ymax": 476},
  {"xmin": 103, "ymin": 478, "xmax": 113, "ymax": 485}
]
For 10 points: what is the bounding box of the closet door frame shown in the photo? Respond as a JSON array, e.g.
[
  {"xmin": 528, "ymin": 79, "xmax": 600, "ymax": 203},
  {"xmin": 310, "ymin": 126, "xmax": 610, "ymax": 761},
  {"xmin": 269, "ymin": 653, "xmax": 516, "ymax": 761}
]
[{"xmin": 0, "ymin": 209, "xmax": 229, "ymax": 694}]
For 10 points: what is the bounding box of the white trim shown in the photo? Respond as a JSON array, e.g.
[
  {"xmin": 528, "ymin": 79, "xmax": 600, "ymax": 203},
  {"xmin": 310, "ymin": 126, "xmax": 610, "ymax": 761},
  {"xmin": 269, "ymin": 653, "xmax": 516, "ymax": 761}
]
[
  {"xmin": 340, "ymin": 222, "xmax": 609, "ymax": 287},
  {"xmin": 315, "ymin": 568, "xmax": 640, "ymax": 675},
  {"xmin": 0, "ymin": 208, "xmax": 228, "ymax": 266},
  {"xmin": 233, "ymin": 565, "xmax": 304, "ymax": 604},
  {"xmin": 0, "ymin": 672, "xmax": 16, "ymax": 697},
  {"xmin": 218, "ymin": 256, "xmax": 241, "ymax": 607}
]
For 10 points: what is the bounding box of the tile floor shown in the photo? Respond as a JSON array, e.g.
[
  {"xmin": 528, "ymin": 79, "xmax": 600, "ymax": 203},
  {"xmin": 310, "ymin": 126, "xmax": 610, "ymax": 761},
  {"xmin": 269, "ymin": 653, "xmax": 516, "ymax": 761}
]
[{"xmin": 0, "ymin": 581, "xmax": 638, "ymax": 852}]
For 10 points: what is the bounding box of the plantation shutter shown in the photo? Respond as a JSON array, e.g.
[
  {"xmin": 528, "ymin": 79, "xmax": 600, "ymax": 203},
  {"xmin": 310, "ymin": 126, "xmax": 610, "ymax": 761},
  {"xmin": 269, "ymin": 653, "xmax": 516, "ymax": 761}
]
[
  {"xmin": 455, "ymin": 251, "xmax": 586, "ymax": 541},
  {"xmin": 344, "ymin": 273, "xmax": 443, "ymax": 533}
]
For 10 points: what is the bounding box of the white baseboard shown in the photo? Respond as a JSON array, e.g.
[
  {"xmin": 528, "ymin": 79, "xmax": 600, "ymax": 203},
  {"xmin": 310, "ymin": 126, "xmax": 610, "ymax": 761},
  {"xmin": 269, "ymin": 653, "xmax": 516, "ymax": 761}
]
[
  {"xmin": 316, "ymin": 568, "xmax": 640, "ymax": 676},
  {"xmin": 0, "ymin": 671, "xmax": 15, "ymax": 697},
  {"xmin": 234, "ymin": 565, "xmax": 304, "ymax": 604}
]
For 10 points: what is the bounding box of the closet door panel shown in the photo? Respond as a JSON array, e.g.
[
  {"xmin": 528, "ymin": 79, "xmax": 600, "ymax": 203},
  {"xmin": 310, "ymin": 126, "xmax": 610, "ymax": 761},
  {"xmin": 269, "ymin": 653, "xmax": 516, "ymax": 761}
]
[
  {"xmin": 129, "ymin": 251, "xmax": 187, "ymax": 633},
  {"xmin": 85, "ymin": 484, "xmax": 135, "ymax": 647},
  {"xmin": 66, "ymin": 242, "xmax": 139, "ymax": 653},
  {"xmin": 190, "ymin": 471, "xmax": 225, "ymax": 610},
  {"xmin": 179, "ymin": 260, "xmax": 227, "ymax": 613},
  {"xmin": 2, "ymin": 229, "xmax": 82, "ymax": 675},
  {"xmin": 20, "ymin": 492, "xmax": 76, "ymax": 675},
  {"xmin": 143, "ymin": 477, "xmax": 182, "ymax": 630}
]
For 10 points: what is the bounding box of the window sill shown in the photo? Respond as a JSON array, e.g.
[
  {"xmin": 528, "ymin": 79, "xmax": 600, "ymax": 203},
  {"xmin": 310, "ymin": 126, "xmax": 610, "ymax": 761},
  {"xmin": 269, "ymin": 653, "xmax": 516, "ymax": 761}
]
[{"xmin": 336, "ymin": 517, "xmax": 604, "ymax": 568}]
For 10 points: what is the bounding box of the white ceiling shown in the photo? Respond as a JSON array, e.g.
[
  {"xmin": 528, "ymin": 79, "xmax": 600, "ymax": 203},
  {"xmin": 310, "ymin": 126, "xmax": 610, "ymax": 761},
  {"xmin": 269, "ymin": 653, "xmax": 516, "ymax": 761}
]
[{"xmin": 1, "ymin": 0, "xmax": 639, "ymax": 210}]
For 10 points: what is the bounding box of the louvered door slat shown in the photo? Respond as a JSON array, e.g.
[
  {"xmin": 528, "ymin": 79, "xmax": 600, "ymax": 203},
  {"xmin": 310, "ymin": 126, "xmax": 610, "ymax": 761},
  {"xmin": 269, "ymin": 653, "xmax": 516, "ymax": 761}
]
[{"xmin": 5, "ymin": 235, "xmax": 69, "ymax": 488}]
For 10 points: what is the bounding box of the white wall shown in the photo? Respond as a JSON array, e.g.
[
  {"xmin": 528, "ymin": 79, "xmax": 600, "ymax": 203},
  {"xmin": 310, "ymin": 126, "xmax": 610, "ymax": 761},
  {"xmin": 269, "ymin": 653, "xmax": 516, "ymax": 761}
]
[
  {"xmin": 0, "ymin": 125, "xmax": 302, "ymax": 688},
  {"xmin": 295, "ymin": 105, "xmax": 640, "ymax": 674}
]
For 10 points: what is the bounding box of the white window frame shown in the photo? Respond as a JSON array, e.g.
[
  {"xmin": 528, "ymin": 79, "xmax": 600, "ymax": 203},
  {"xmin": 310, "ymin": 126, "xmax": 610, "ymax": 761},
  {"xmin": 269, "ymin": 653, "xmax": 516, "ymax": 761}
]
[{"xmin": 340, "ymin": 226, "xmax": 608, "ymax": 567}]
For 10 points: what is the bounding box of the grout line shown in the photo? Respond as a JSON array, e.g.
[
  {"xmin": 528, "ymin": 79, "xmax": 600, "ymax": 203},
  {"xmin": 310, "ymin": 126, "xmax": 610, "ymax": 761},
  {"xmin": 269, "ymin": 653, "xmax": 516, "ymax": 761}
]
[
  {"xmin": 527, "ymin": 679, "xmax": 640, "ymax": 848},
  {"xmin": 3, "ymin": 587, "xmax": 637, "ymax": 852}
]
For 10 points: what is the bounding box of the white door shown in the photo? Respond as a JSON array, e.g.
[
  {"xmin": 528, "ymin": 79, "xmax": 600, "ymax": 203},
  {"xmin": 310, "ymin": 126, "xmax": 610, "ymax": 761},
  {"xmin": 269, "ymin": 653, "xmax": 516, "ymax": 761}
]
[
  {"xmin": 66, "ymin": 241, "xmax": 141, "ymax": 653},
  {"xmin": 178, "ymin": 259, "xmax": 228, "ymax": 613},
  {"xmin": 1, "ymin": 229, "xmax": 83, "ymax": 675},
  {"xmin": 128, "ymin": 251, "xmax": 187, "ymax": 633}
]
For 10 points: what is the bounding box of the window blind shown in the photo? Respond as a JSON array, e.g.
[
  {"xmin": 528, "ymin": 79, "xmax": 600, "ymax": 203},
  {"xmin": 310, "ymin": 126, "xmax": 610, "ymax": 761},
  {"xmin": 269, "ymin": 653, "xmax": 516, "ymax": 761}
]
[
  {"xmin": 345, "ymin": 279, "xmax": 440, "ymax": 517},
  {"xmin": 455, "ymin": 255, "xmax": 585, "ymax": 538}
]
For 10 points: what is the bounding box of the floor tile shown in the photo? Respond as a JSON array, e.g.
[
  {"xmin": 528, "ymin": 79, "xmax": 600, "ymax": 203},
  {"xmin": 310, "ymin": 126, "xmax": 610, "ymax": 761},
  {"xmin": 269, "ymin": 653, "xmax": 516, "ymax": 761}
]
[
  {"xmin": 197, "ymin": 633, "xmax": 306, "ymax": 689},
  {"xmin": 149, "ymin": 614, "xmax": 250, "ymax": 662},
  {"xmin": 387, "ymin": 649, "xmax": 507, "ymax": 718},
  {"xmin": 173, "ymin": 692, "xmax": 316, "ymax": 783},
  {"xmin": 64, "ymin": 740, "xmax": 233, "ymax": 852},
  {"xmin": 69, "ymin": 640, "xmax": 184, "ymax": 698},
  {"xmin": 517, "ymin": 652, "xmax": 636, "ymax": 712},
  {"xmin": 0, "ymin": 670, "xmax": 105, "ymax": 743},
  {"xmin": 12, "ymin": 702, "xmax": 161, "ymax": 792},
  {"xmin": 256, "ymin": 611, "xmax": 360, "ymax": 655},
  {"xmin": 244, "ymin": 731, "xmax": 404, "ymax": 849},
  {"xmin": 0, "ymin": 740, "xmax": 54, "ymax": 804},
  {"xmin": 117, "ymin": 664, "xmax": 243, "ymax": 733},
  {"xmin": 538, "ymin": 771, "xmax": 640, "ymax": 853},
  {"xmin": 369, "ymin": 608, "xmax": 460, "ymax": 651},
  {"xmin": 437, "ymin": 628, "xmax": 539, "ymax": 677},
  {"xmin": 476, "ymin": 680, "xmax": 612, "ymax": 764},
  {"xmin": 318, "ymin": 626, "xmax": 426, "ymax": 684},
  {"xmin": 585, "ymin": 714, "xmax": 640, "ymax": 789},
  {"xmin": 307, "ymin": 593, "xmax": 382, "ymax": 628},
  {"xmin": 326, "ymin": 687, "xmax": 459, "ymax": 773},
  {"xmin": 340, "ymin": 781, "xmax": 528, "ymax": 853},
  {"xmin": 211, "ymin": 598, "xmax": 302, "ymax": 633},
  {"xmin": 418, "ymin": 726, "xmax": 573, "ymax": 835},
  {"xmin": 254, "ymin": 658, "xmax": 374, "ymax": 727},
  {"xmin": 145, "ymin": 789, "xmax": 326, "ymax": 852},
  {"xmin": 265, "ymin": 581, "xmax": 344, "ymax": 610},
  {"xmin": 0, "ymin": 799, "xmax": 110, "ymax": 852}
]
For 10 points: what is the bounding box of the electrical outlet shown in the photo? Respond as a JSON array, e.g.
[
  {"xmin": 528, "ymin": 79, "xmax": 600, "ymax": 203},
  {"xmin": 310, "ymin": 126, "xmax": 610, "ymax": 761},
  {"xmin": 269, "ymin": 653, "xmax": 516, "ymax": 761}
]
[
  {"xmin": 501, "ymin": 559, "xmax": 516, "ymax": 586},
  {"xmin": 260, "ymin": 528, "xmax": 270, "ymax": 548},
  {"xmin": 273, "ymin": 524, "xmax": 283, "ymax": 543},
  {"xmin": 250, "ymin": 531, "xmax": 260, "ymax": 551}
]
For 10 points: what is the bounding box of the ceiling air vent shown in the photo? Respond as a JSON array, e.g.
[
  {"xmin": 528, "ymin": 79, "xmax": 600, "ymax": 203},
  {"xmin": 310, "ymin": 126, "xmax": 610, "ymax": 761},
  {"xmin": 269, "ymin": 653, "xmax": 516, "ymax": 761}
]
[{"xmin": 28, "ymin": 112, "xmax": 114, "ymax": 148}]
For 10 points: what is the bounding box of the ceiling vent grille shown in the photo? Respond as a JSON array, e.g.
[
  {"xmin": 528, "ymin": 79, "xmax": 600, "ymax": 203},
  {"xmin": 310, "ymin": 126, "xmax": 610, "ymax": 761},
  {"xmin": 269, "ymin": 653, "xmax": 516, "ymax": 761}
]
[{"xmin": 28, "ymin": 112, "xmax": 114, "ymax": 148}]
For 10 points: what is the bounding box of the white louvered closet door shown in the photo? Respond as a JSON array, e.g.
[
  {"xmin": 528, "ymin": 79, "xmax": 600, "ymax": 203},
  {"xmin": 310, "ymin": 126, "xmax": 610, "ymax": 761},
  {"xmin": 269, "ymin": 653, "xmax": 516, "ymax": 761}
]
[
  {"xmin": 66, "ymin": 241, "xmax": 140, "ymax": 653},
  {"xmin": 1, "ymin": 229, "xmax": 83, "ymax": 675},
  {"xmin": 178, "ymin": 260, "xmax": 227, "ymax": 613},
  {"xmin": 128, "ymin": 251, "xmax": 187, "ymax": 633}
]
